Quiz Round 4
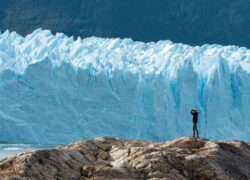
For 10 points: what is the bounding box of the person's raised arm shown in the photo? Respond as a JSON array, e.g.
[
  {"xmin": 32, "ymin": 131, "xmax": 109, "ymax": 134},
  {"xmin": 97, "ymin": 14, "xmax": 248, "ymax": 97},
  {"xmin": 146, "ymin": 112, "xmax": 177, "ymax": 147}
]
[{"xmin": 191, "ymin": 110, "xmax": 194, "ymax": 115}]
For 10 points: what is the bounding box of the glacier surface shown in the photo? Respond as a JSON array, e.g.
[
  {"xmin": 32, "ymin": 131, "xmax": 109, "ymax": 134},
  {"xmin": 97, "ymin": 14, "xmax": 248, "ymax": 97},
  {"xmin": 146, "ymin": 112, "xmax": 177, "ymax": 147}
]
[{"xmin": 0, "ymin": 29, "xmax": 250, "ymax": 144}]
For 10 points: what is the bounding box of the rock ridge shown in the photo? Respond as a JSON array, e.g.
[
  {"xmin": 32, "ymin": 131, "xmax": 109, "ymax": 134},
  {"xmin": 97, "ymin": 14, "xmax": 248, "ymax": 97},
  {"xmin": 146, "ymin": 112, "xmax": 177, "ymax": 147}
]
[{"xmin": 0, "ymin": 137, "xmax": 250, "ymax": 180}]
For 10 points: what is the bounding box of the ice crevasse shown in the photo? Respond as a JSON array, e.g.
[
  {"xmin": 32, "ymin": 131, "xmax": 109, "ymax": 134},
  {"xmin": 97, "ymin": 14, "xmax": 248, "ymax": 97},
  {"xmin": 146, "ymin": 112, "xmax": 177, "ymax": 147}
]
[{"xmin": 0, "ymin": 29, "xmax": 249, "ymax": 144}]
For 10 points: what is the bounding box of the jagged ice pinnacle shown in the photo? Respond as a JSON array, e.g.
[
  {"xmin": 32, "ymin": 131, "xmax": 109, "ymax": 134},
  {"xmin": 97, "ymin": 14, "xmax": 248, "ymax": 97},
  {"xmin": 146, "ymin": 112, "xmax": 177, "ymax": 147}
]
[{"xmin": 0, "ymin": 29, "xmax": 250, "ymax": 144}]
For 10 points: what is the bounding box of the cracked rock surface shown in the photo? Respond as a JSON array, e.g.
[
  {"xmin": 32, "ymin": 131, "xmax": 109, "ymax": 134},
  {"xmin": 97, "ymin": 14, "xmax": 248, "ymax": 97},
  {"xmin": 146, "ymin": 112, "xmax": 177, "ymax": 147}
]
[{"xmin": 0, "ymin": 137, "xmax": 250, "ymax": 180}]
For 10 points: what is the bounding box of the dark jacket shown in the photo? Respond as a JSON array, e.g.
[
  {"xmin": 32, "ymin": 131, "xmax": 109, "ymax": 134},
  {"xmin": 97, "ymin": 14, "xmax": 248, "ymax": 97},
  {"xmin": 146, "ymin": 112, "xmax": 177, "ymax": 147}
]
[{"xmin": 191, "ymin": 110, "xmax": 198, "ymax": 124}]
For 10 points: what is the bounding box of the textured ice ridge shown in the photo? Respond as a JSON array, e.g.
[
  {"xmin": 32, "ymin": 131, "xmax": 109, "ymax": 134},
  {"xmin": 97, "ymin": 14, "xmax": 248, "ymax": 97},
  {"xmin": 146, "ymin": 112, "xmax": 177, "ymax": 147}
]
[{"xmin": 0, "ymin": 29, "xmax": 250, "ymax": 144}]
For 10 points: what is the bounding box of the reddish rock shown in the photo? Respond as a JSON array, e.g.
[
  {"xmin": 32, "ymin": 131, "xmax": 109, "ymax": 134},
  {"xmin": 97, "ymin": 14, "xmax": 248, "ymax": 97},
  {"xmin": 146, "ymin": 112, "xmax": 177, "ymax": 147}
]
[{"xmin": 0, "ymin": 137, "xmax": 250, "ymax": 180}]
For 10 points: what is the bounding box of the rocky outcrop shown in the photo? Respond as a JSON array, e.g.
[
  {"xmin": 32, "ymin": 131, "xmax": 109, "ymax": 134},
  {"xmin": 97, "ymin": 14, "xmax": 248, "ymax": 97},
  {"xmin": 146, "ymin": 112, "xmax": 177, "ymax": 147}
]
[{"xmin": 0, "ymin": 137, "xmax": 250, "ymax": 179}]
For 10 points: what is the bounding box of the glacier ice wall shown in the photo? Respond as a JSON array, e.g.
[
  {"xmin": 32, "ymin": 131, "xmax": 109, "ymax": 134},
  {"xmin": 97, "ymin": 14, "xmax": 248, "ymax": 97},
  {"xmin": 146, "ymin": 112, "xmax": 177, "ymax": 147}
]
[{"xmin": 0, "ymin": 29, "xmax": 250, "ymax": 144}]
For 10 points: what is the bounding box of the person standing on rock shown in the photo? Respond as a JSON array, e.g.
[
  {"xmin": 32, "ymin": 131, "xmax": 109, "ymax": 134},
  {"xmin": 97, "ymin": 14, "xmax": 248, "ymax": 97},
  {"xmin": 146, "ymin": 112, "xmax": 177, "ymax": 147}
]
[{"xmin": 191, "ymin": 109, "xmax": 199, "ymax": 138}]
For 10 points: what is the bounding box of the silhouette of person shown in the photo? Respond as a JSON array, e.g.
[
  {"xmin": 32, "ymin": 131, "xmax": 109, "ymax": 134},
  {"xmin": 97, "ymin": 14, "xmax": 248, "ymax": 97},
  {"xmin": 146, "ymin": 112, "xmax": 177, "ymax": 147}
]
[{"xmin": 191, "ymin": 109, "xmax": 199, "ymax": 138}]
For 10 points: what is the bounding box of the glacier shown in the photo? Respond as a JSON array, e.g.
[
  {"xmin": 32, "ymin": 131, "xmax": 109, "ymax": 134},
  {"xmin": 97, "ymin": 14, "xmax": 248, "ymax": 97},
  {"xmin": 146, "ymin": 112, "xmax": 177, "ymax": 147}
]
[{"xmin": 0, "ymin": 29, "xmax": 250, "ymax": 144}]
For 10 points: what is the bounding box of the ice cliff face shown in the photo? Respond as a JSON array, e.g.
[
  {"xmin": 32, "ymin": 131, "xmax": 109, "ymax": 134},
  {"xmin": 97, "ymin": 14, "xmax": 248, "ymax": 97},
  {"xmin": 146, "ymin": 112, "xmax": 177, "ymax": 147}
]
[{"xmin": 0, "ymin": 29, "xmax": 250, "ymax": 144}]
